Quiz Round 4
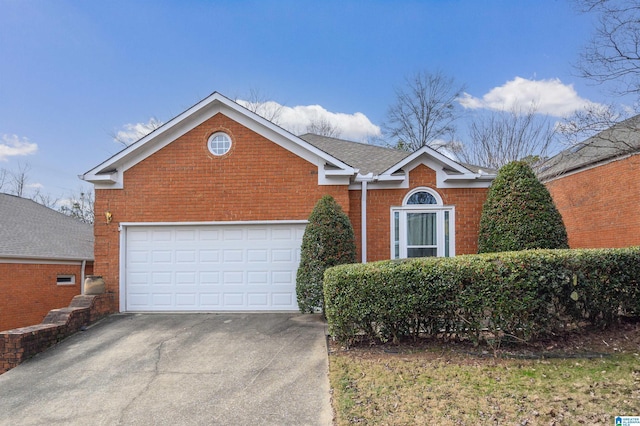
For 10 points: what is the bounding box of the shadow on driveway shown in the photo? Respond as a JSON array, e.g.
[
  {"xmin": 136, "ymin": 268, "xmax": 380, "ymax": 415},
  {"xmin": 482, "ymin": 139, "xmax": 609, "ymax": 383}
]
[{"xmin": 0, "ymin": 313, "xmax": 332, "ymax": 426}]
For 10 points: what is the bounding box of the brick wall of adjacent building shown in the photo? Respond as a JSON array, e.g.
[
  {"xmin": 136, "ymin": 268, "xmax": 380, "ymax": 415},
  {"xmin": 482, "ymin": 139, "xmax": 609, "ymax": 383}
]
[
  {"xmin": 0, "ymin": 262, "xmax": 93, "ymax": 332},
  {"xmin": 545, "ymin": 154, "xmax": 640, "ymax": 248}
]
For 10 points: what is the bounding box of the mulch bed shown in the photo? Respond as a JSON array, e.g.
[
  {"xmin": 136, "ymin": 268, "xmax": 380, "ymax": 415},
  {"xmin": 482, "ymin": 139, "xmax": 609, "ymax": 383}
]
[{"xmin": 329, "ymin": 319, "xmax": 640, "ymax": 361}]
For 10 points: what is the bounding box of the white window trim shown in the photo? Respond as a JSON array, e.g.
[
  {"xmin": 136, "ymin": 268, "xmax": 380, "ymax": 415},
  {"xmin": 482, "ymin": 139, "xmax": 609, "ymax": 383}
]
[
  {"xmin": 207, "ymin": 132, "xmax": 232, "ymax": 156},
  {"xmin": 402, "ymin": 186, "xmax": 443, "ymax": 205},
  {"xmin": 391, "ymin": 188, "xmax": 456, "ymax": 259}
]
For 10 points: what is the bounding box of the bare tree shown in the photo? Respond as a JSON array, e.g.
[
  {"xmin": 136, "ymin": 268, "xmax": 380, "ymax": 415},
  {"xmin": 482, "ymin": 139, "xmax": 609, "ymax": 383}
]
[
  {"xmin": 59, "ymin": 189, "xmax": 95, "ymax": 224},
  {"xmin": 383, "ymin": 70, "xmax": 465, "ymax": 152},
  {"xmin": 557, "ymin": 101, "xmax": 637, "ymax": 145},
  {"xmin": 306, "ymin": 117, "xmax": 342, "ymax": 138},
  {"xmin": 33, "ymin": 191, "xmax": 59, "ymax": 209},
  {"xmin": 236, "ymin": 88, "xmax": 284, "ymax": 125},
  {"xmin": 461, "ymin": 106, "xmax": 556, "ymax": 170},
  {"xmin": 112, "ymin": 117, "xmax": 163, "ymax": 147},
  {"xmin": 575, "ymin": 0, "xmax": 640, "ymax": 98},
  {"xmin": 10, "ymin": 163, "xmax": 31, "ymax": 197},
  {"xmin": 0, "ymin": 168, "xmax": 8, "ymax": 192}
]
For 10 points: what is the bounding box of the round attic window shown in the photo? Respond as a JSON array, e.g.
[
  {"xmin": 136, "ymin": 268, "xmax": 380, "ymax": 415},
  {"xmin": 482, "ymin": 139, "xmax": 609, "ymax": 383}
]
[{"xmin": 207, "ymin": 132, "xmax": 232, "ymax": 156}]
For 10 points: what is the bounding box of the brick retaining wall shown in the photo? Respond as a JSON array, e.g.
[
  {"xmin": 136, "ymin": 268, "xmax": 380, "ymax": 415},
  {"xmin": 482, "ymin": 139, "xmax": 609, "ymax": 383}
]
[{"xmin": 0, "ymin": 293, "xmax": 114, "ymax": 374}]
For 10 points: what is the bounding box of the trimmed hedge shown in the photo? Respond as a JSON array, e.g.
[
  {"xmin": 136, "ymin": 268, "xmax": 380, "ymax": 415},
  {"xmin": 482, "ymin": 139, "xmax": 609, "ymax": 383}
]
[
  {"xmin": 324, "ymin": 247, "xmax": 640, "ymax": 346},
  {"xmin": 296, "ymin": 195, "xmax": 357, "ymax": 313},
  {"xmin": 478, "ymin": 161, "xmax": 568, "ymax": 253}
]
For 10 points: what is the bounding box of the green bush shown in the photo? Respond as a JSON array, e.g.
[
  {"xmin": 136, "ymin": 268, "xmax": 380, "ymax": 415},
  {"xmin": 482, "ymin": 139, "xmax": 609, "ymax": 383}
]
[
  {"xmin": 324, "ymin": 247, "xmax": 640, "ymax": 346},
  {"xmin": 478, "ymin": 161, "xmax": 568, "ymax": 253},
  {"xmin": 296, "ymin": 195, "xmax": 357, "ymax": 313}
]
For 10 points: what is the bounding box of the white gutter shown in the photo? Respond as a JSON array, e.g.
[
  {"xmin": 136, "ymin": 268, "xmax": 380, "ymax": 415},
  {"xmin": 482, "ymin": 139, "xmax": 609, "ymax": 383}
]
[{"xmin": 354, "ymin": 173, "xmax": 377, "ymax": 264}]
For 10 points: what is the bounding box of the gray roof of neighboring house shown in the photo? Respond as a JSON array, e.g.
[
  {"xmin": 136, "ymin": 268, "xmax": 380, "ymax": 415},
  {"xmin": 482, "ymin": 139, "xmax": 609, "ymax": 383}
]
[
  {"xmin": 0, "ymin": 193, "xmax": 94, "ymax": 261},
  {"xmin": 299, "ymin": 133, "xmax": 491, "ymax": 175},
  {"xmin": 538, "ymin": 114, "xmax": 640, "ymax": 181}
]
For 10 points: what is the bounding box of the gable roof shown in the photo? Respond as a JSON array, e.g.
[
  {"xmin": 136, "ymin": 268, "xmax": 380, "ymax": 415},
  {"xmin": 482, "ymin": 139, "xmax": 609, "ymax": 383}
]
[
  {"xmin": 0, "ymin": 193, "xmax": 93, "ymax": 261},
  {"xmin": 81, "ymin": 92, "xmax": 356, "ymax": 188},
  {"xmin": 538, "ymin": 114, "xmax": 640, "ymax": 181},
  {"xmin": 301, "ymin": 133, "xmax": 495, "ymax": 186}
]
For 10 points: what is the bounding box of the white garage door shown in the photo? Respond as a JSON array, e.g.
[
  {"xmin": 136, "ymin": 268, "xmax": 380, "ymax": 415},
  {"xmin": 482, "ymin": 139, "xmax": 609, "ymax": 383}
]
[{"xmin": 123, "ymin": 223, "xmax": 306, "ymax": 311}]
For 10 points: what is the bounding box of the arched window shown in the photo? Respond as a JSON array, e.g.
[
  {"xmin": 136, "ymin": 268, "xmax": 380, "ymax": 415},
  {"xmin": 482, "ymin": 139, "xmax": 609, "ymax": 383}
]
[
  {"xmin": 392, "ymin": 187, "xmax": 454, "ymax": 259},
  {"xmin": 405, "ymin": 190, "xmax": 439, "ymax": 205}
]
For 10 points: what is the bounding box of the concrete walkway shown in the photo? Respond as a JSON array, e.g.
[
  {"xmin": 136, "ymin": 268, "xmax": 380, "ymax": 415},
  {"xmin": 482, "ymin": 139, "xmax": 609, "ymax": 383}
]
[{"xmin": 0, "ymin": 313, "xmax": 332, "ymax": 425}]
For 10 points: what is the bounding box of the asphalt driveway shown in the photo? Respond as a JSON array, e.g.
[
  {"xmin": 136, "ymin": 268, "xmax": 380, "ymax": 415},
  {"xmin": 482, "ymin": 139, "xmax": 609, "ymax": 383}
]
[{"xmin": 0, "ymin": 313, "xmax": 332, "ymax": 425}]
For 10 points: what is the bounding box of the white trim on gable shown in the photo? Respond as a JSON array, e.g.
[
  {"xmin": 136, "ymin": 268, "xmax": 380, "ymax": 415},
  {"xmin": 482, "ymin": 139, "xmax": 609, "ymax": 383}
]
[
  {"xmin": 348, "ymin": 146, "xmax": 495, "ymax": 190},
  {"xmin": 378, "ymin": 145, "xmax": 495, "ymax": 188},
  {"xmin": 80, "ymin": 92, "xmax": 356, "ymax": 188}
]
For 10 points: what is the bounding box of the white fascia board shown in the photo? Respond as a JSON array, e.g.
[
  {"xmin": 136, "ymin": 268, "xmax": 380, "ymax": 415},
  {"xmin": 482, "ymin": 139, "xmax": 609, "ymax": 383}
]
[
  {"xmin": 380, "ymin": 145, "xmax": 474, "ymax": 177},
  {"xmin": 377, "ymin": 147, "xmax": 494, "ymax": 188},
  {"xmin": 81, "ymin": 92, "xmax": 355, "ymax": 188},
  {"xmin": 81, "ymin": 93, "xmax": 221, "ymax": 185}
]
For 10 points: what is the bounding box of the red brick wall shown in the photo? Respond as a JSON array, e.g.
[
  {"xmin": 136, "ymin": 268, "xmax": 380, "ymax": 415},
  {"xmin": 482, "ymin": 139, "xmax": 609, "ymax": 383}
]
[
  {"xmin": 94, "ymin": 113, "xmax": 349, "ymax": 306},
  {"xmin": 0, "ymin": 262, "xmax": 93, "ymax": 331},
  {"xmin": 352, "ymin": 164, "xmax": 489, "ymax": 262},
  {"xmin": 545, "ymin": 154, "xmax": 640, "ymax": 248}
]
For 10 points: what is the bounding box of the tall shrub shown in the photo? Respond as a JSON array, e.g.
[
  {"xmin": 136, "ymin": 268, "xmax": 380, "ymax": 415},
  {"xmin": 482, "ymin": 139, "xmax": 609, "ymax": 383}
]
[
  {"xmin": 296, "ymin": 195, "xmax": 357, "ymax": 313},
  {"xmin": 478, "ymin": 160, "xmax": 568, "ymax": 253}
]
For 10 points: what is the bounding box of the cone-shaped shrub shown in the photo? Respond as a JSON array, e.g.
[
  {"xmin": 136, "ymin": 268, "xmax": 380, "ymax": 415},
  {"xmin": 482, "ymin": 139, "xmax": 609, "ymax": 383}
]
[
  {"xmin": 296, "ymin": 195, "xmax": 357, "ymax": 313},
  {"xmin": 478, "ymin": 160, "xmax": 568, "ymax": 253}
]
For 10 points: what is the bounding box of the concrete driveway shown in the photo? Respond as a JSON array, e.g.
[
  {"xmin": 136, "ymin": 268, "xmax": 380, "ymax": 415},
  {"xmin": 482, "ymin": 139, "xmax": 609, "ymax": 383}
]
[{"xmin": 0, "ymin": 313, "xmax": 332, "ymax": 426}]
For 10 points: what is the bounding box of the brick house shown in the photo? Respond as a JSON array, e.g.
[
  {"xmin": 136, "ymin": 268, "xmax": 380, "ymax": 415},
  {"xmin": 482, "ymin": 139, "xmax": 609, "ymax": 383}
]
[
  {"xmin": 0, "ymin": 194, "xmax": 94, "ymax": 331},
  {"xmin": 540, "ymin": 115, "xmax": 640, "ymax": 248},
  {"xmin": 81, "ymin": 92, "xmax": 494, "ymax": 313}
]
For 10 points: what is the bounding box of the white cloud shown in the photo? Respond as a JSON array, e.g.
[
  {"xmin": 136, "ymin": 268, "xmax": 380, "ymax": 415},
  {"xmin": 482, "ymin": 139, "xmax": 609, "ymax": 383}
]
[
  {"xmin": 459, "ymin": 77, "xmax": 600, "ymax": 117},
  {"xmin": 0, "ymin": 134, "xmax": 38, "ymax": 162},
  {"xmin": 114, "ymin": 117, "xmax": 162, "ymax": 145},
  {"xmin": 237, "ymin": 100, "xmax": 381, "ymax": 142}
]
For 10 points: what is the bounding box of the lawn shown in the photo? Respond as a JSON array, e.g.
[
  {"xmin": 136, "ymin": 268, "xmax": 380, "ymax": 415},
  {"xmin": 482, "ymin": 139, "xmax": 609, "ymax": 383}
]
[{"xmin": 329, "ymin": 323, "xmax": 640, "ymax": 425}]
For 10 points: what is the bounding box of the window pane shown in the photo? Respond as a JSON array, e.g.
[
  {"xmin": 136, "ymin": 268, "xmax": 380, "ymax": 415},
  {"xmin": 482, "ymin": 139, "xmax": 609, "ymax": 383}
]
[
  {"xmin": 407, "ymin": 212, "xmax": 436, "ymax": 245},
  {"xmin": 408, "ymin": 247, "xmax": 437, "ymax": 257},
  {"xmin": 407, "ymin": 191, "xmax": 437, "ymax": 205},
  {"xmin": 393, "ymin": 211, "xmax": 400, "ymax": 259},
  {"xmin": 444, "ymin": 211, "xmax": 450, "ymax": 257}
]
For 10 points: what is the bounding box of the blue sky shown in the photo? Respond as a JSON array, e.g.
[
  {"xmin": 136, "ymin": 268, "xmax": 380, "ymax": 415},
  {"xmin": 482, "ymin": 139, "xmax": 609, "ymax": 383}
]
[{"xmin": 0, "ymin": 0, "xmax": 614, "ymax": 202}]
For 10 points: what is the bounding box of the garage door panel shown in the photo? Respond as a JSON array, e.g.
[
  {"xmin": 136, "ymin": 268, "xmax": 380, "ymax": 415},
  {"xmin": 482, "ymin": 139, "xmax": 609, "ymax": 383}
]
[
  {"xmin": 223, "ymin": 250, "xmax": 243, "ymax": 262},
  {"xmin": 199, "ymin": 293, "xmax": 220, "ymax": 307},
  {"xmin": 125, "ymin": 224, "xmax": 304, "ymax": 311},
  {"xmin": 272, "ymin": 293, "xmax": 294, "ymax": 306},
  {"xmin": 199, "ymin": 250, "xmax": 220, "ymax": 263}
]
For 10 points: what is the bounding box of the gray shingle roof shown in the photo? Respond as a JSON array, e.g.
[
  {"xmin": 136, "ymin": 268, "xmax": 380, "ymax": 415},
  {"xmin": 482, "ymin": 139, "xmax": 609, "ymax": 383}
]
[
  {"xmin": 299, "ymin": 133, "xmax": 413, "ymax": 175},
  {"xmin": 538, "ymin": 114, "xmax": 640, "ymax": 181},
  {"xmin": 0, "ymin": 193, "xmax": 94, "ymax": 261},
  {"xmin": 299, "ymin": 133, "xmax": 492, "ymax": 176}
]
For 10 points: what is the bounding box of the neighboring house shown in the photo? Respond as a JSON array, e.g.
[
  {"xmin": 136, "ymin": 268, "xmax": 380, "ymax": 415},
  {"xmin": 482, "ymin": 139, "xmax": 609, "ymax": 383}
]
[
  {"xmin": 81, "ymin": 92, "xmax": 495, "ymax": 313},
  {"xmin": 539, "ymin": 115, "xmax": 640, "ymax": 248},
  {"xmin": 0, "ymin": 194, "xmax": 94, "ymax": 331}
]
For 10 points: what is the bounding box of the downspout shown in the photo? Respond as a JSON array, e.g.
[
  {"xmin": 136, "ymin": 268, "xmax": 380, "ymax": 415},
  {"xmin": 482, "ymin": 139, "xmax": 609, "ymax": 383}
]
[
  {"xmin": 361, "ymin": 180, "xmax": 367, "ymax": 264},
  {"xmin": 81, "ymin": 259, "xmax": 86, "ymax": 295}
]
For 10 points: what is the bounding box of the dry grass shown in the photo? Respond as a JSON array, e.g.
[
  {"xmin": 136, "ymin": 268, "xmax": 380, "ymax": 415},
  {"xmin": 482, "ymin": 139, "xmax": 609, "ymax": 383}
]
[{"xmin": 329, "ymin": 325, "xmax": 640, "ymax": 425}]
